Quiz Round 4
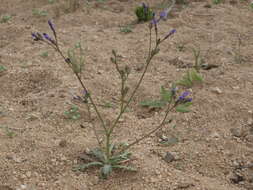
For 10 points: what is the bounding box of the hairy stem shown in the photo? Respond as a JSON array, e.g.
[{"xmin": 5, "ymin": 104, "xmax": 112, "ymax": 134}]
[{"xmin": 46, "ymin": 42, "xmax": 108, "ymax": 137}]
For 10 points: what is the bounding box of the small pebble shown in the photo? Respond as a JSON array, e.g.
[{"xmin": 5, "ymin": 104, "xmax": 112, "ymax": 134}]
[
  {"xmin": 230, "ymin": 128, "xmax": 243, "ymax": 138},
  {"xmin": 164, "ymin": 152, "xmax": 175, "ymax": 163},
  {"xmin": 59, "ymin": 139, "xmax": 67, "ymax": 147},
  {"xmin": 211, "ymin": 87, "xmax": 222, "ymax": 94}
]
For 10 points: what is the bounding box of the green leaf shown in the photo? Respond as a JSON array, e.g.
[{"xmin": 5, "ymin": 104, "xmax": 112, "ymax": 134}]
[
  {"xmin": 110, "ymin": 152, "xmax": 131, "ymax": 164},
  {"xmin": 176, "ymin": 102, "xmax": 192, "ymax": 113},
  {"xmin": 191, "ymin": 69, "xmax": 203, "ymax": 82},
  {"xmin": 160, "ymin": 86, "xmax": 172, "ymax": 102},
  {"xmin": 112, "ymin": 165, "xmax": 137, "ymax": 172},
  {"xmin": 177, "ymin": 69, "xmax": 203, "ymax": 87},
  {"xmin": 0, "ymin": 65, "xmax": 6, "ymax": 72},
  {"xmin": 73, "ymin": 162, "xmax": 103, "ymax": 171},
  {"xmin": 90, "ymin": 148, "xmax": 106, "ymax": 162},
  {"xmin": 101, "ymin": 164, "xmax": 112, "ymax": 178},
  {"xmin": 140, "ymin": 100, "xmax": 165, "ymax": 108},
  {"xmin": 109, "ymin": 143, "xmax": 115, "ymax": 155}
]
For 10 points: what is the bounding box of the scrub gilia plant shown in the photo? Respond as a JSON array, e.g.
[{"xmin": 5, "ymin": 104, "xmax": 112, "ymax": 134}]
[{"xmin": 31, "ymin": 12, "xmax": 192, "ymax": 178}]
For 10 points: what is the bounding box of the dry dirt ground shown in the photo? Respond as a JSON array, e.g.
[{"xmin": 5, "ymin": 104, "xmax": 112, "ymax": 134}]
[{"xmin": 0, "ymin": 0, "xmax": 253, "ymax": 189}]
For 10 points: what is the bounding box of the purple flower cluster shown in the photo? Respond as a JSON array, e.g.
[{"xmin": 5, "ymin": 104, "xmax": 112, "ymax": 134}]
[
  {"xmin": 31, "ymin": 20, "xmax": 57, "ymax": 46},
  {"xmin": 149, "ymin": 9, "xmax": 176, "ymax": 43},
  {"xmin": 177, "ymin": 91, "xmax": 192, "ymax": 104}
]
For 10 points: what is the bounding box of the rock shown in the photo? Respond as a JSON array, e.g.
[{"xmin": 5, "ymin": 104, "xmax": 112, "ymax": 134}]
[
  {"xmin": 228, "ymin": 172, "xmax": 244, "ymax": 184},
  {"xmin": 20, "ymin": 184, "xmax": 27, "ymax": 189},
  {"xmin": 171, "ymin": 152, "xmax": 180, "ymax": 160},
  {"xmin": 12, "ymin": 156, "xmax": 22, "ymax": 163},
  {"xmin": 59, "ymin": 139, "xmax": 67, "ymax": 147},
  {"xmin": 211, "ymin": 87, "xmax": 222, "ymax": 94},
  {"xmin": 210, "ymin": 132, "xmax": 220, "ymax": 138},
  {"xmin": 159, "ymin": 135, "xmax": 179, "ymax": 146},
  {"xmin": 230, "ymin": 128, "xmax": 245, "ymax": 138},
  {"xmin": 247, "ymin": 118, "xmax": 253, "ymax": 126},
  {"xmin": 176, "ymin": 182, "xmax": 194, "ymax": 189},
  {"xmin": 164, "ymin": 152, "xmax": 175, "ymax": 163},
  {"xmin": 26, "ymin": 171, "xmax": 32, "ymax": 178}
]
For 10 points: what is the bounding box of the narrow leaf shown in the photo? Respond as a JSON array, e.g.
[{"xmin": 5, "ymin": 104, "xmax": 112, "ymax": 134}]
[
  {"xmin": 140, "ymin": 100, "xmax": 165, "ymax": 108},
  {"xmin": 190, "ymin": 69, "xmax": 203, "ymax": 82},
  {"xmin": 101, "ymin": 164, "xmax": 112, "ymax": 178},
  {"xmin": 73, "ymin": 162, "xmax": 103, "ymax": 171},
  {"xmin": 160, "ymin": 86, "xmax": 172, "ymax": 102},
  {"xmin": 176, "ymin": 102, "xmax": 192, "ymax": 113},
  {"xmin": 112, "ymin": 165, "xmax": 137, "ymax": 172}
]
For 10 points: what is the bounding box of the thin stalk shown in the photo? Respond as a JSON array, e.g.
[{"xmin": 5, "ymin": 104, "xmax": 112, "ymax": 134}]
[
  {"xmin": 61, "ymin": 47, "xmax": 106, "ymax": 132},
  {"xmin": 120, "ymin": 78, "xmax": 125, "ymax": 113},
  {"xmin": 86, "ymin": 102, "xmax": 103, "ymax": 149},
  {"xmin": 109, "ymin": 43, "xmax": 158, "ymax": 135},
  {"xmin": 119, "ymin": 103, "xmax": 177, "ymax": 154},
  {"xmin": 105, "ymin": 28, "xmax": 158, "ymax": 158},
  {"xmin": 43, "ymin": 41, "xmax": 108, "ymax": 135}
]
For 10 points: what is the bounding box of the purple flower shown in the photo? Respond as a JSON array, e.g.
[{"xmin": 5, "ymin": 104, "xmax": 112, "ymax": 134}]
[
  {"xmin": 31, "ymin": 32, "xmax": 43, "ymax": 41},
  {"xmin": 159, "ymin": 11, "xmax": 167, "ymax": 20},
  {"xmin": 176, "ymin": 91, "xmax": 192, "ymax": 104},
  {"xmin": 142, "ymin": 2, "xmax": 148, "ymax": 9},
  {"xmin": 151, "ymin": 17, "xmax": 158, "ymax": 26},
  {"xmin": 142, "ymin": 2, "xmax": 149, "ymax": 16},
  {"xmin": 178, "ymin": 91, "xmax": 190, "ymax": 100},
  {"xmin": 163, "ymin": 29, "xmax": 176, "ymax": 40},
  {"xmin": 48, "ymin": 20, "xmax": 56, "ymax": 35},
  {"xmin": 43, "ymin": 33, "xmax": 56, "ymax": 44},
  {"xmin": 150, "ymin": 13, "xmax": 159, "ymax": 29},
  {"xmin": 32, "ymin": 33, "xmax": 39, "ymax": 41}
]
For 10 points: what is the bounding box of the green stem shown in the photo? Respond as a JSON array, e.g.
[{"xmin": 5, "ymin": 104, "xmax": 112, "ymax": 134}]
[
  {"xmin": 105, "ymin": 27, "xmax": 155, "ymax": 160},
  {"xmin": 120, "ymin": 79, "xmax": 125, "ymax": 113},
  {"xmin": 47, "ymin": 42, "xmax": 108, "ymax": 135},
  {"xmin": 119, "ymin": 103, "xmax": 176, "ymax": 154},
  {"xmin": 109, "ymin": 44, "xmax": 158, "ymax": 135}
]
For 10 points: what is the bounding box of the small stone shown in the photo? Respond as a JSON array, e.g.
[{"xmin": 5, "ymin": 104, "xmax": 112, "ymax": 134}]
[
  {"xmin": 232, "ymin": 86, "xmax": 240, "ymax": 90},
  {"xmin": 230, "ymin": 128, "xmax": 243, "ymax": 138},
  {"xmin": 60, "ymin": 156, "xmax": 67, "ymax": 161},
  {"xmin": 228, "ymin": 172, "xmax": 244, "ymax": 184},
  {"xmin": 97, "ymin": 70, "xmax": 103, "ymax": 74},
  {"xmin": 59, "ymin": 139, "xmax": 67, "ymax": 147},
  {"xmin": 12, "ymin": 156, "xmax": 22, "ymax": 163},
  {"xmin": 118, "ymin": 118, "xmax": 124, "ymax": 122},
  {"xmin": 164, "ymin": 152, "xmax": 175, "ymax": 163},
  {"xmin": 171, "ymin": 152, "xmax": 180, "ymax": 160},
  {"xmin": 26, "ymin": 171, "xmax": 32, "ymax": 178},
  {"xmin": 247, "ymin": 118, "xmax": 253, "ymax": 125},
  {"xmin": 211, "ymin": 87, "xmax": 222, "ymax": 94},
  {"xmin": 177, "ymin": 182, "xmax": 194, "ymax": 189},
  {"xmin": 20, "ymin": 185, "xmax": 27, "ymax": 189},
  {"xmin": 210, "ymin": 132, "xmax": 220, "ymax": 138}
]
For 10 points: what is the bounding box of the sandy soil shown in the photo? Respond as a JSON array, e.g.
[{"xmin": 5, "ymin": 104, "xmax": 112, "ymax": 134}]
[{"xmin": 0, "ymin": 0, "xmax": 253, "ymax": 189}]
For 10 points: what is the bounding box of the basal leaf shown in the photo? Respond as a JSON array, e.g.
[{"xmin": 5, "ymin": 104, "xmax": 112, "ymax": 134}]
[
  {"xmin": 140, "ymin": 100, "xmax": 165, "ymax": 108},
  {"xmin": 90, "ymin": 148, "xmax": 106, "ymax": 162},
  {"xmin": 176, "ymin": 102, "xmax": 192, "ymax": 113},
  {"xmin": 73, "ymin": 161, "xmax": 103, "ymax": 171},
  {"xmin": 190, "ymin": 69, "xmax": 203, "ymax": 82},
  {"xmin": 112, "ymin": 165, "xmax": 137, "ymax": 172},
  {"xmin": 101, "ymin": 164, "xmax": 112, "ymax": 178},
  {"xmin": 160, "ymin": 86, "xmax": 172, "ymax": 102}
]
